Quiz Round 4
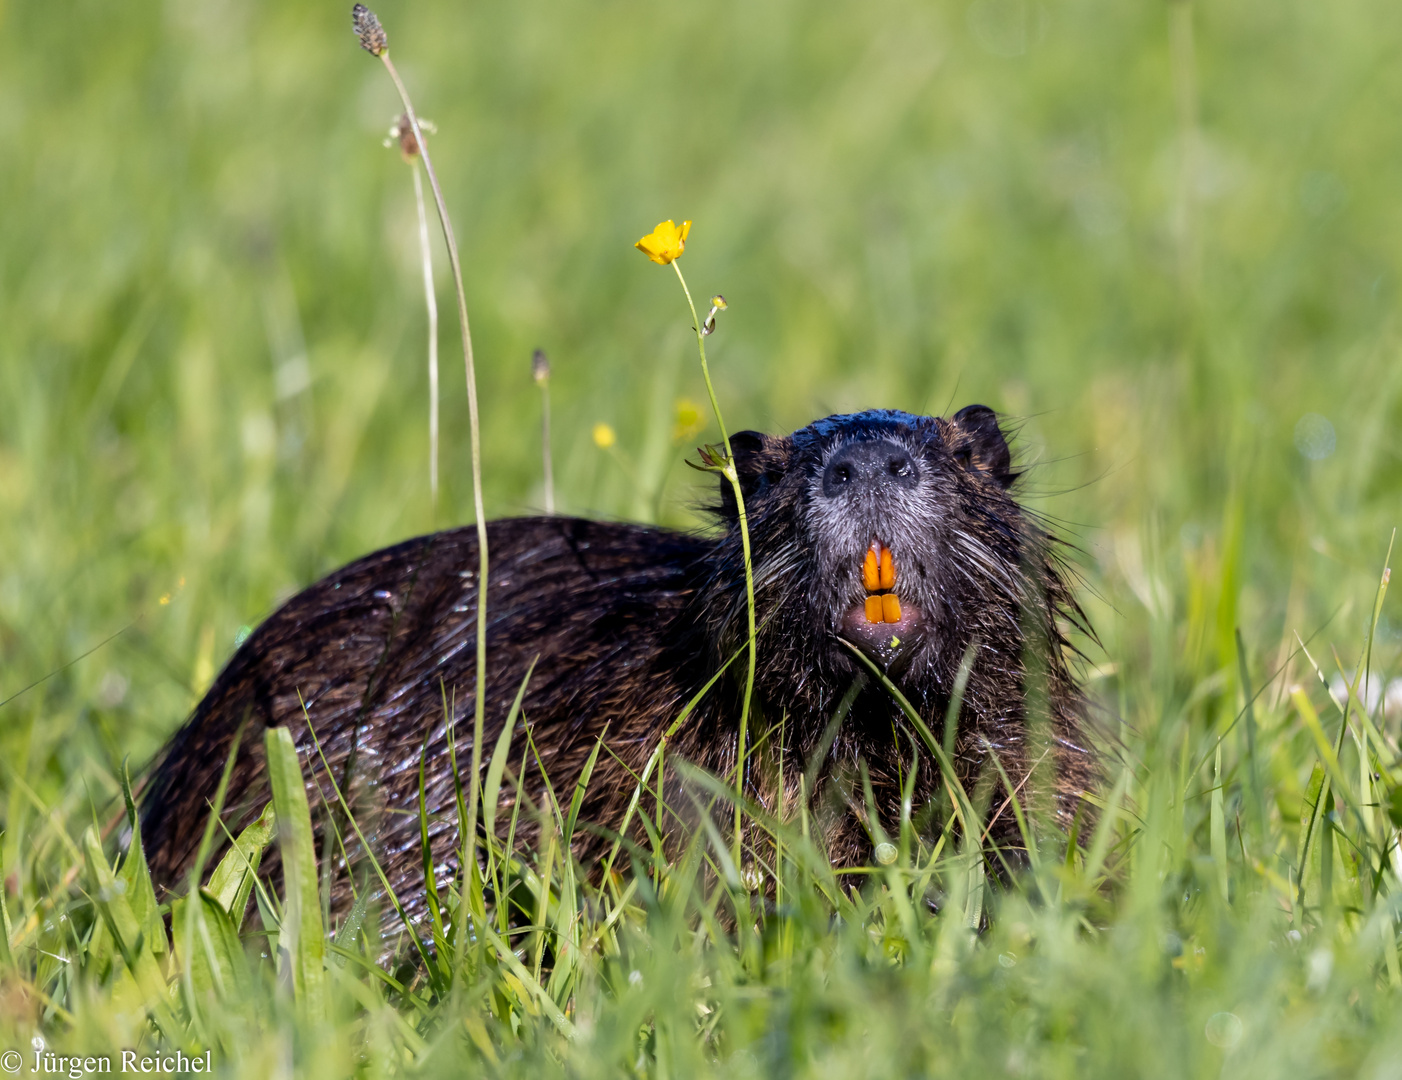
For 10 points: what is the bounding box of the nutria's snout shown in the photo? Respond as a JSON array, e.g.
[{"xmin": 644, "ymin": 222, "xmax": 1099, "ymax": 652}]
[
  {"xmin": 820, "ymin": 438, "xmax": 920, "ymax": 497},
  {"xmin": 810, "ymin": 434, "xmax": 934, "ymax": 670}
]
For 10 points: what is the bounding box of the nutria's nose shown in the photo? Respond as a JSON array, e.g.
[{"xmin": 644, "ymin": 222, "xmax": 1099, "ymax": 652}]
[{"xmin": 821, "ymin": 439, "xmax": 919, "ymax": 498}]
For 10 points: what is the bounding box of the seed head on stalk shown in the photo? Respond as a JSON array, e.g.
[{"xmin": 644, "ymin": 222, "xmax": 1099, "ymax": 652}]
[
  {"xmin": 352, "ymin": 3, "xmax": 488, "ymax": 987},
  {"xmin": 352, "ymin": 4, "xmax": 387, "ymax": 56}
]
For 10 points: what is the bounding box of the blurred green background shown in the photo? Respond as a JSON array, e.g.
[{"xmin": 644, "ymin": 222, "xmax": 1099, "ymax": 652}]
[{"xmin": 1, "ymin": 0, "xmax": 1400, "ymax": 818}]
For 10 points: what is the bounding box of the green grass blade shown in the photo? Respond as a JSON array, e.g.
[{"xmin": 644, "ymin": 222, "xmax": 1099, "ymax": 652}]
[
  {"xmin": 981, "ymin": 740, "xmax": 1043, "ymax": 881},
  {"xmin": 802, "ymin": 675, "xmax": 865, "ymax": 800},
  {"xmin": 1235, "ymin": 629, "xmax": 1267, "ymax": 840},
  {"xmin": 174, "ymin": 887, "xmax": 252, "ymax": 1007},
  {"xmin": 188, "ymin": 718, "xmax": 246, "ymax": 890},
  {"xmin": 480, "ymin": 920, "xmax": 578, "ymax": 1040},
  {"xmin": 600, "ymin": 741, "xmax": 664, "ymax": 882},
  {"xmin": 1081, "ymin": 764, "xmax": 1132, "ymax": 886},
  {"xmin": 300, "ymin": 710, "xmax": 439, "ymax": 978},
  {"xmin": 1210, "ymin": 743, "xmax": 1229, "ymax": 904},
  {"xmin": 485, "ymin": 659, "xmax": 536, "ymax": 842},
  {"xmin": 1296, "ymin": 761, "xmax": 1326, "ymax": 909},
  {"xmin": 117, "ymin": 759, "xmax": 164, "ymax": 959},
  {"xmin": 264, "ymin": 725, "xmax": 326, "ymax": 1018},
  {"xmin": 564, "ymin": 730, "xmax": 607, "ymax": 848},
  {"xmin": 204, "ymin": 802, "xmax": 276, "ymax": 930},
  {"xmin": 0, "ymin": 847, "xmax": 11, "ymax": 969},
  {"xmin": 839, "ymin": 640, "xmax": 983, "ymax": 842},
  {"xmin": 416, "ymin": 724, "xmax": 449, "ymax": 977},
  {"xmin": 943, "ymin": 643, "xmax": 977, "ymax": 765},
  {"xmin": 80, "ymin": 826, "xmax": 179, "ymax": 1038}
]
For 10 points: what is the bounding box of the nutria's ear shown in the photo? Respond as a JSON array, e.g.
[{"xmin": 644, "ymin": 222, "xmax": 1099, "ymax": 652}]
[
  {"xmin": 713, "ymin": 431, "xmax": 787, "ymax": 522},
  {"xmin": 950, "ymin": 405, "xmax": 1015, "ymax": 487},
  {"xmin": 728, "ymin": 430, "xmax": 767, "ymax": 478}
]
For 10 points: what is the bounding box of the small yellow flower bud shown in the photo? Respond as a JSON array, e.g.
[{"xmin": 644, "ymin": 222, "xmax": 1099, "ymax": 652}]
[
  {"xmin": 592, "ymin": 423, "xmax": 616, "ymax": 449},
  {"xmin": 702, "ymin": 294, "xmax": 728, "ymax": 336},
  {"xmin": 532, "ymin": 348, "xmax": 551, "ymax": 386}
]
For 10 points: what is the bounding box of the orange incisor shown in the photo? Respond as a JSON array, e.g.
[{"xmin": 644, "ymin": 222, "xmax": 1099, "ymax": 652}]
[{"xmin": 862, "ymin": 539, "xmax": 902, "ymax": 624}]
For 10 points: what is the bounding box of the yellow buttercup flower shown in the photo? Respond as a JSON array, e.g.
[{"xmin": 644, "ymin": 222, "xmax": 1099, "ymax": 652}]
[
  {"xmin": 592, "ymin": 422, "xmax": 617, "ymax": 449},
  {"xmin": 635, "ymin": 219, "xmax": 691, "ymax": 265},
  {"xmin": 673, "ymin": 397, "xmax": 705, "ymax": 442}
]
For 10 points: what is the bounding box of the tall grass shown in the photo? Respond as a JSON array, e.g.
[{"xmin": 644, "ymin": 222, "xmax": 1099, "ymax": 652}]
[
  {"xmin": 5, "ymin": 551, "xmax": 1402, "ymax": 1078},
  {"xmin": 4, "ymin": 0, "xmax": 1402, "ymax": 1075}
]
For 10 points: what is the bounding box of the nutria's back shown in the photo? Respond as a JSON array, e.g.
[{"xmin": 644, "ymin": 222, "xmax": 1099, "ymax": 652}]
[
  {"xmin": 141, "ymin": 518, "xmax": 712, "ymax": 902},
  {"xmin": 142, "ymin": 407, "xmax": 1096, "ymax": 926}
]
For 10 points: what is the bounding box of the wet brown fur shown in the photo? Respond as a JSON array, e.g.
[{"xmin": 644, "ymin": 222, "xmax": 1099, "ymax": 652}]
[{"xmin": 140, "ymin": 408, "xmax": 1097, "ymax": 928}]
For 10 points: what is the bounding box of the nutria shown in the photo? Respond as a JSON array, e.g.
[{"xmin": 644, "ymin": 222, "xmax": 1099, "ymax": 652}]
[{"xmin": 141, "ymin": 406, "xmax": 1095, "ymax": 923}]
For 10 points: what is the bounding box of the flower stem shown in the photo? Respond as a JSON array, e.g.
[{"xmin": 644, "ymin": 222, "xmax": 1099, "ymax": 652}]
[
  {"xmin": 379, "ymin": 52, "xmax": 488, "ymax": 977},
  {"xmin": 672, "ymin": 259, "xmax": 756, "ymax": 868}
]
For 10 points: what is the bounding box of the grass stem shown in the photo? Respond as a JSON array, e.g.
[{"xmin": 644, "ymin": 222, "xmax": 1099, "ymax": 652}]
[
  {"xmin": 1168, "ymin": 0, "xmax": 1200, "ymax": 307},
  {"xmin": 532, "ymin": 349, "xmax": 554, "ymax": 513},
  {"xmin": 411, "ymin": 164, "xmax": 439, "ymax": 508}
]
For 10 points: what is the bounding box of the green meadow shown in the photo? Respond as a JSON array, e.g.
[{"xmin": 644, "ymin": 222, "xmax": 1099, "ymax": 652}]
[{"xmin": 3, "ymin": 0, "xmax": 1402, "ymax": 1075}]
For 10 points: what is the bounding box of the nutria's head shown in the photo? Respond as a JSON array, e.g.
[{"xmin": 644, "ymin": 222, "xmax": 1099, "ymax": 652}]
[{"xmin": 698, "ymin": 407, "xmax": 1070, "ymax": 725}]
